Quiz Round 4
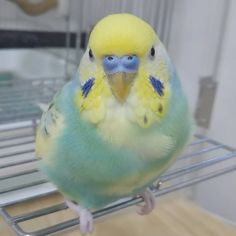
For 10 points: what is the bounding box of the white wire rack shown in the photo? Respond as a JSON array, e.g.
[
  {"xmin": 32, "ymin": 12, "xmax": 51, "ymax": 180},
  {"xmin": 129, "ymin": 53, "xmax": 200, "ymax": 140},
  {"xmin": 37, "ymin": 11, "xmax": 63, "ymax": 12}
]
[
  {"xmin": 0, "ymin": 122, "xmax": 235, "ymax": 235},
  {"xmin": 0, "ymin": 77, "xmax": 65, "ymax": 124}
]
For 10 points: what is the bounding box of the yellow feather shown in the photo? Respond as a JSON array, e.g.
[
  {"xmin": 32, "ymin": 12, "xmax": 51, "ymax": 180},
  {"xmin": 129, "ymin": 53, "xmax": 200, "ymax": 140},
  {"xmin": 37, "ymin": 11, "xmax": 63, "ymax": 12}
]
[
  {"xmin": 132, "ymin": 68, "xmax": 170, "ymax": 128},
  {"xmin": 77, "ymin": 13, "xmax": 170, "ymax": 128},
  {"xmin": 89, "ymin": 14, "xmax": 157, "ymax": 57},
  {"xmin": 75, "ymin": 70, "xmax": 111, "ymax": 124}
]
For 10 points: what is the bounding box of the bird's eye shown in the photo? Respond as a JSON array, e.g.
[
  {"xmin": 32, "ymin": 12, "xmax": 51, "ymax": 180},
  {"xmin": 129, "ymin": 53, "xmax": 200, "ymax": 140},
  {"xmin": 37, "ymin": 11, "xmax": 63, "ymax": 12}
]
[
  {"xmin": 150, "ymin": 46, "xmax": 155, "ymax": 58},
  {"xmin": 89, "ymin": 49, "xmax": 94, "ymax": 60},
  {"xmin": 107, "ymin": 56, "xmax": 114, "ymax": 61}
]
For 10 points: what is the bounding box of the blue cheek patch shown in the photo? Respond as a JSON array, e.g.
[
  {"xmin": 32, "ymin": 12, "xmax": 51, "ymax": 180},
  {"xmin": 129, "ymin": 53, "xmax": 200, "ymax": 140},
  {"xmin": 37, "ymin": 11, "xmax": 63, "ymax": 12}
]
[
  {"xmin": 81, "ymin": 78, "xmax": 95, "ymax": 98},
  {"xmin": 149, "ymin": 76, "xmax": 164, "ymax": 96}
]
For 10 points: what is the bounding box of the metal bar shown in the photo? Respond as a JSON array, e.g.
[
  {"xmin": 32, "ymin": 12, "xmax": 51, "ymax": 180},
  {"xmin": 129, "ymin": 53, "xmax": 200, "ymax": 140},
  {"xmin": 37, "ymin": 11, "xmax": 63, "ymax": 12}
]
[
  {"xmin": 0, "ymin": 208, "xmax": 32, "ymax": 236},
  {"xmin": 13, "ymin": 203, "xmax": 67, "ymax": 223},
  {"xmin": 75, "ymin": 0, "xmax": 85, "ymax": 63},
  {"xmin": 0, "ymin": 179, "xmax": 48, "ymax": 195},
  {"xmin": 0, "ymin": 95, "xmax": 51, "ymax": 105},
  {"xmin": 0, "ymin": 83, "xmax": 63, "ymax": 96},
  {"xmin": 0, "ymin": 112, "xmax": 41, "ymax": 123},
  {"xmin": 0, "ymin": 85, "xmax": 46, "ymax": 94},
  {"xmin": 162, "ymin": 152, "xmax": 236, "ymax": 181},
  {"xmin": 188, "ymin": 137, "xmax": 210, "ymax": 146},
  {"xmin": 180, "ymin": 144, "xmax": 224, "ymax": 160},
  {"xmin": 212, "ymin": 0, "xmax": 231, "ymax": 81},
  {"xmin": 195, "ymin": 134, "xmax": 236, "ymax": 152},
  {"xmin": 11, "ymin": 157, "xmax": 235, "ymax": 224},
  {"xmin": 157, "ymin": 165, "xmax": 236, "ymax": 197},
  {"xmin": 0, "ymin": 134, "xmax": 34, "ymax": 143},
  {"xmin": 2, "ymin": 190, "xmax": 58, "ymax": 209},
  {"xmin": 0, "ymin": 106, "xmax": 41, "ymax": 115},
  {"xmin": 0, "ymin": 83, "xmax": 62, "ymax": 97},
  {"xmin": 0, "ymin": 122, "xmax": 36, "ymax": 132},
  {"xmin": 0, "ymin": 139, "xmax": 34, "ymax": 149},
  {"xmin": 0, "ymin": 149, "xmax": 34, "ymax": 159},
  {"xmin": 0, "ymin": 94, "xmax": 53, "ymax": 104},
  {"xmin": 165, "ymin": 0, "xmax": 175, "ymax": 49},
  {"xmin": 0, "ymin": 77, "xmax": 63, "ymax": 85},
  {"xmin": 0, "ymin": 113, "xmax": 40, "ymax": 123},
  {"xmin": 0, "ymin": 158, "xmax": 38, "ymax": 169},
  {"xmin": 0, "ymin": 169, "xmax": 39, "ymax": 181},
  {"xmin": 0, "ymin": 207, "xmax": 14, "ymax": 226},
  {"xmin": 0, "ymin": 77, "xmax": 64, "ymax": 87},
  {"xmin": 6, "ymin": 164, "xmax": 236, "ymax": 236},
  {"xmin": 64, "ymin": 0, "xmax": 71, "ymax": 80},
  {"xmin": 0, "ymin": 121, "xmax": 236, "ymax": 236}
]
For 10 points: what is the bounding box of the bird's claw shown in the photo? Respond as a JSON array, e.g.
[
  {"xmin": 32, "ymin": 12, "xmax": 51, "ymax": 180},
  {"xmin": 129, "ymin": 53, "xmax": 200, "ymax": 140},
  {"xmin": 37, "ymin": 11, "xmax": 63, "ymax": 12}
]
[
  {"xmin": 79, "ymin": 208, "xmax": 94, "ymax": 234},
  {"xmin": 137, "ymin": 189, "xmax": 156, "ymax": 215},
  {"xmin": 66, "ymin": 200, "xmax": 94, "ymax": 234}
]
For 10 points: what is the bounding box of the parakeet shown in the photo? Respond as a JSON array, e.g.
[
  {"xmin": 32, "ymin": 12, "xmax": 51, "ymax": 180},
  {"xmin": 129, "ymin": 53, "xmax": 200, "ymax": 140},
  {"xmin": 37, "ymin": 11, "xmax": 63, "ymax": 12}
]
[{"xmin": 36, "ymin": 13, "xmax": 192, "ymax": 234}]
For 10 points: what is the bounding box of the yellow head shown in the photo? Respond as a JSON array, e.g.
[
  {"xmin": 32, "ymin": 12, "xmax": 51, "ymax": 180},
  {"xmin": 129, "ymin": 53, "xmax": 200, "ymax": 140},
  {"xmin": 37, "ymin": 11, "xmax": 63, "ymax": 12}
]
[
  {"xmin": 78, "ymin": 14, "xmax": 170, "ymax": 126},
  {"xmin": 89, "ymin": 14, "xmax": 157, "ymax": 57},
  {"xmin": 78, "ymin": 14, "xmax": 166, "ymax": 101}
]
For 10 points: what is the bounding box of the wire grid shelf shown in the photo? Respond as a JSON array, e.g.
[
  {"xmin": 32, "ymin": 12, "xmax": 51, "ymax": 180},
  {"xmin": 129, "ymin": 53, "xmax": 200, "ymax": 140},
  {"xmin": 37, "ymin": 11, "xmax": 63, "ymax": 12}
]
[
  {"xmin": 0, "ymin": 77, "xmax": 65, "ymax": 124},
  {"xmin": 0, "ymin": 122, "xmax": 235, "ymax": 235}
]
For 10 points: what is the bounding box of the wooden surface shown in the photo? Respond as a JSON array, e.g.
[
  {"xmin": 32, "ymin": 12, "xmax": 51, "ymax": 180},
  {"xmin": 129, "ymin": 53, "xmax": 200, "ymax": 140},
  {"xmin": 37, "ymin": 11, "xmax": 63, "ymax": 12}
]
[{"xmin": 1, "ymin": 194, "xmax": 236, "ymax": 236}]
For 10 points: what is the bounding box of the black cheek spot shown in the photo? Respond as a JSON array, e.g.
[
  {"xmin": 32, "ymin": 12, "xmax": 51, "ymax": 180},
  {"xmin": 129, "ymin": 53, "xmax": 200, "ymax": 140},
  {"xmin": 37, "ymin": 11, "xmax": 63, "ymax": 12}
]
[
  {"xmin": 158, "ymin": 104, "xmax": 163, "ymax": 113},
  {"xmin": 144, "ymin": 115, "xmax": 148, "ymax": 124},
  {"xmin": 89, "ymin": 49, "xmax": 94, "ymax": 59}
]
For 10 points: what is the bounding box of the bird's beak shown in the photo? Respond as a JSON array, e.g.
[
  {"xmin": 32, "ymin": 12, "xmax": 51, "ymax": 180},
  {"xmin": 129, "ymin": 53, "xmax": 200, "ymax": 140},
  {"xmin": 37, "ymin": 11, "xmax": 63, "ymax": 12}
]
[
  {"xmin": 107, "ymin": 72, "xmax": 136, "ymax": 103},
  {"xmin": 103, "ymin": 55, "xmax": 139, "ymax": 103}
]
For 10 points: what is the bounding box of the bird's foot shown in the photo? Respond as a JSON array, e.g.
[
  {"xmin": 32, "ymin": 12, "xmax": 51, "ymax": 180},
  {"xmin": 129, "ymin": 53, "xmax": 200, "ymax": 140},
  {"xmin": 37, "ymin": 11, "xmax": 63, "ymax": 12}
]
[
  {"xmin": 137, "ymin": 188, "xmax": 156, "ymax": 215},
  {"xmin": 66, "ymin": 200, "xmax": 94, "ymax": 234}
]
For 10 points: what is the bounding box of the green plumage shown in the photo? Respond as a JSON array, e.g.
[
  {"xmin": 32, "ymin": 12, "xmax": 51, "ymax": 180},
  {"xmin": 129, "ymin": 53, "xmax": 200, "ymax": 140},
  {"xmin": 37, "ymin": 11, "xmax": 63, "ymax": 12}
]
[{"xmin": 39, "ymin": 66, "xmax": 192, "ymax": 209}]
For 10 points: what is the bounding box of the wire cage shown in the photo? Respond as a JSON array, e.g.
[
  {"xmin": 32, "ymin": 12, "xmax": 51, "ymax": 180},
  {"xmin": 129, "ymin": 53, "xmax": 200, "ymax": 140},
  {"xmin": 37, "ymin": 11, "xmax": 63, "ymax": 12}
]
[
  {"xmin": 0, "ymin": 0, "xmax": 176, "ymax": 124},
  {"xmin": 0, "ymin": 0, "xmax": 81, "ymax": 124},
  {"xmin": 0, "ymin": 0, "xmax": 236, "ymax": 235}
]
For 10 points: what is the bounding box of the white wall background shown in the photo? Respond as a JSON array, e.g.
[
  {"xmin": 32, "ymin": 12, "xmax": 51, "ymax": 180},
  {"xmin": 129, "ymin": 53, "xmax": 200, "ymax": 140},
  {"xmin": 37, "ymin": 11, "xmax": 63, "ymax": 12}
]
[{"xmin": 168, "ymin": 0, "xmax": 236, "ymax": 225}]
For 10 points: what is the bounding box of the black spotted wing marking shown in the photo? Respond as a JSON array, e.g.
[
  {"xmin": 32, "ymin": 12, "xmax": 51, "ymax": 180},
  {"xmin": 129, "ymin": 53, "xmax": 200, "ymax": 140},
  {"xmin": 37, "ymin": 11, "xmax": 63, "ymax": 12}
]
[{"xmin": 40, "ymin": 102, "xmax": 60, "ymax": 137}]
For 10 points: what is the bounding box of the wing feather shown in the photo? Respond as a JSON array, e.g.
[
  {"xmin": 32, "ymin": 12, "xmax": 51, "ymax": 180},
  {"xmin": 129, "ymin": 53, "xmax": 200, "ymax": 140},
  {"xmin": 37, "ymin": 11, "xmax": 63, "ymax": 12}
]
[{"xmin": 36, "ymin": 98, "xmax": 64, "ymax": 159}]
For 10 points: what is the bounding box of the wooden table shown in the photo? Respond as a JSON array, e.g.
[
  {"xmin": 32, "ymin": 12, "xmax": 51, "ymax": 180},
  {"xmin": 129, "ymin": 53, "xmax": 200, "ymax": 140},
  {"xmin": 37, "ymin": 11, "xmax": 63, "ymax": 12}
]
[{"xmin": 1, "ymin": 194, "xmax": 236, "ymax": 235}]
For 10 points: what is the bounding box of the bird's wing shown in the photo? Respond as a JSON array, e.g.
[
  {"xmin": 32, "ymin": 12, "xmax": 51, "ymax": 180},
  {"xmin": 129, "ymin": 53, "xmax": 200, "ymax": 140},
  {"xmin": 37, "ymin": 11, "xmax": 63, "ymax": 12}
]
[
  {"xmin": 35, "ymin": 99, "xmax": 63, "ymax": 159},
  {"xmin": 35, "ymin": 79, "xmax": 80, "ymax": 159}
]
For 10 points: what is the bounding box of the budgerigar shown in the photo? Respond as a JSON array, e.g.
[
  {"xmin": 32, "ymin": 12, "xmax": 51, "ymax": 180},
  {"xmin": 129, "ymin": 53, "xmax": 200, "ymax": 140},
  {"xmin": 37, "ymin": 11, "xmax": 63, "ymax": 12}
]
[{"xmin": 36, "ymin": 14, "xmax": 192, "ymax": 234}]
